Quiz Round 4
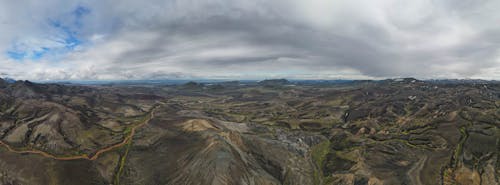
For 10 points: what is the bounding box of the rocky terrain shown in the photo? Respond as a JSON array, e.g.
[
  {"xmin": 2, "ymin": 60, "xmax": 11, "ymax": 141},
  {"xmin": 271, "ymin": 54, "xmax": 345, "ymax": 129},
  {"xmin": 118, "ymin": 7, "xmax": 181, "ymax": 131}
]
[{"xmin": 0, "ymin": 78, "xmax": 498, "ymax": 185}]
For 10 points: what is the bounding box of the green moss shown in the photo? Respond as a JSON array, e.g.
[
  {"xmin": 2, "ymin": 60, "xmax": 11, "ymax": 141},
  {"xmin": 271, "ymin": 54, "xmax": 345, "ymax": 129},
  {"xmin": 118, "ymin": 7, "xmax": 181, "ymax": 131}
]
[
  {"xmin": 312, "ymin": 141, "xmax": 331, "ymax": 168},
  {"xmin": 311, "ymin": 140, "xmax": 332, "ymax": 185},
  {"xmin": 122, "ymin": 126, "xmax": 133, "ymax": 135},
  {"xmin": 114, "ymin": 141, "xmax": 132, "ymax": 185},
  {"xmin": 452, "ymin": 127, "xmax": 468, "ymax": 167},
  {"xmin": 326, "ymin": 99, "xmax": 343, "ymax": 106},
  {"xmin": 335, "ymin": 150, "xmax": 359, "ymax": 162}
]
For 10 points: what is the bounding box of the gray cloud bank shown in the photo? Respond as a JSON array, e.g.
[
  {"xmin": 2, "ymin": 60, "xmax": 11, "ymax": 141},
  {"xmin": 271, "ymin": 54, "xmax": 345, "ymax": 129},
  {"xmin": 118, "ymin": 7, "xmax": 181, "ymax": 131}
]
[{"xmin": 0, "ymin": 0, "xmax": 499, "ymax": 80}]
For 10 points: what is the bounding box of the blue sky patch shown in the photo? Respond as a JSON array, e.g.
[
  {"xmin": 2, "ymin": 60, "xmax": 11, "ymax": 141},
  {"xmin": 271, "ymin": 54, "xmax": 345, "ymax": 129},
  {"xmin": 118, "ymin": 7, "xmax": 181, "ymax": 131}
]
[
  {"xmin": 32, "ymin": 47, "xmax": 50, "ymax": 60},
  {"xmin": 73, "ymin": 6, "xmax": 91, "ymax": 18},
  {"xmin": 72, "ymin": 6, "xmax": 90, "ymax": 27},
  {"xmin": 5, "ymin": 6, "xmax": 90, "ymax": 61},
  {"xmin": 6, "ymin": 50, "xmax": 27, "ymax": 60},
  {"xmin": 49, "ymin": 19, "xmax": 83, "ymax": 49}
]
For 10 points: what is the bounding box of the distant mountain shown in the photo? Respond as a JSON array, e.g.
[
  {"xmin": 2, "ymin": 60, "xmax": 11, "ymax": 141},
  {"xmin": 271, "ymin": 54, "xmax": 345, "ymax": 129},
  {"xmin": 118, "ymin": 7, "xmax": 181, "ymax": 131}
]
[
  {"xmin": 378, "ymin": 77, "xmax": 421, "ymax": 84},
  {"xmin": 0, "ymin": 78, "xmax": 6, "ymax": 88},
  {"xmin": 3, "ymin": 78, "xmax": 16, "ymax": 83},
  {"xmin": 258, "ymin": 79, "xmax": 290, "ymax": 86},
  {"xmin": 427, "ymin": 79, "xmax": 500, "ymax": 84},
  {"xmin": 0, "ymin": 78, "xmax": 18, "ymax": 89},
  {"xmin": 181, "ymin": 81, "xmax": 204, "ymax": 90},
  {"xmin": 217, "ymin": 80, "xmax": 240, "ymax": 86}
]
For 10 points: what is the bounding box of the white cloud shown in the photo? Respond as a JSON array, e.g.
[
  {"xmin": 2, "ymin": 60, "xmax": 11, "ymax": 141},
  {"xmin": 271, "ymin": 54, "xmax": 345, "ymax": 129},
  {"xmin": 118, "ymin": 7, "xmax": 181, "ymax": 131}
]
[{"xmin": 0, "ymin": 0, "xmax": 499, "ymax": 80}]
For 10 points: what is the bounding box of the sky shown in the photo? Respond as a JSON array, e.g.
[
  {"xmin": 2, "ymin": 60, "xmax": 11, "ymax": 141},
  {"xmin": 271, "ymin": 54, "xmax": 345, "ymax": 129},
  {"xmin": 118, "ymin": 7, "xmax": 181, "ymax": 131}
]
[{"xmin": 0, "ymin": 0, "xmax": 499, "ymax": 80}]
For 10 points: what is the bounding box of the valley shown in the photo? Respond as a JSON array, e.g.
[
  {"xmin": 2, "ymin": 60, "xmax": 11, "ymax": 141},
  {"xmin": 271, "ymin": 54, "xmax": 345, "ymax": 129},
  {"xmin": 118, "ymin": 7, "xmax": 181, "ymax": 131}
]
[{"xmin": 0, "ymin": 78, "xmax": 498, "ymax": 185}]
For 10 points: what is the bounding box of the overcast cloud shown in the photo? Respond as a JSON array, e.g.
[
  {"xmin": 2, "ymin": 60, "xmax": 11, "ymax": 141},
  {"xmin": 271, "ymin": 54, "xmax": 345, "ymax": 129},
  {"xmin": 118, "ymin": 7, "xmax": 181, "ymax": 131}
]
[{"xmin": 0, "ymin": 0, "xmax": 499, "ymax": 80}]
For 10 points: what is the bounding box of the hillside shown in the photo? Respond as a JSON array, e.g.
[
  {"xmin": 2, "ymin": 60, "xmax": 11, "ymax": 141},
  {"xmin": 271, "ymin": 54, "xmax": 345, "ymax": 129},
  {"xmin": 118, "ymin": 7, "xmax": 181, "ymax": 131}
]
[{"xmin": 0, "ymin": 79, "xmax": 498, "ymax": 185}]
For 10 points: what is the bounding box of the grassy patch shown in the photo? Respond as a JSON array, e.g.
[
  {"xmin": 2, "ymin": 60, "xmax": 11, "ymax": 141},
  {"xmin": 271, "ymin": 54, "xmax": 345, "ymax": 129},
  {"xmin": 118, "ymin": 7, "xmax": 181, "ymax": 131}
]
[
  {"xmin": 311, "ymin": 140, "xmax": 331, "ymax": 185},
  {"xmin": 453, "ymin": 127, "xmax": 468, "ymax": 167},
  {"xmin": 312, "ymin": 141, "xmax": 331, "ymax": 168},
  {"xmin": 122, "ymin": 126, "xmax": 133, "ymax": 135},
  {"xmin": 114, "ymin": 141, "xmax": 133, "ymax": 185}
]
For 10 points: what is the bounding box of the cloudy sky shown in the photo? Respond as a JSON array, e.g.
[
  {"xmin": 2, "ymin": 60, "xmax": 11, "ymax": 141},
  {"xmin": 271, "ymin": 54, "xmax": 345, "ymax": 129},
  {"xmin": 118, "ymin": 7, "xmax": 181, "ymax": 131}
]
[{"xmin": 0, "ymin": 0, "xmax": 499, "ymax": 80}]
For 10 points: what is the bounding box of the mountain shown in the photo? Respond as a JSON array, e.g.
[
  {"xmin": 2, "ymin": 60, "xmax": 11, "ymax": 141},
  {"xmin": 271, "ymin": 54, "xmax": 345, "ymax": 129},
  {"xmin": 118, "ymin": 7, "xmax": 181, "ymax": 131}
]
[
  {"xmin": 0, "ymin": 79, "xmax": 498, "ymax": 185},
  {"xmin": 3, "ymin": 78, "xmax": 16, "ymax": 84},
  {"xmin": 258, "ymin": 79, "xmax": 291, "ymax": 86},
  {"xmin": 0, "ymin": 78, "xmax": 6, "ymax": 88}
]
